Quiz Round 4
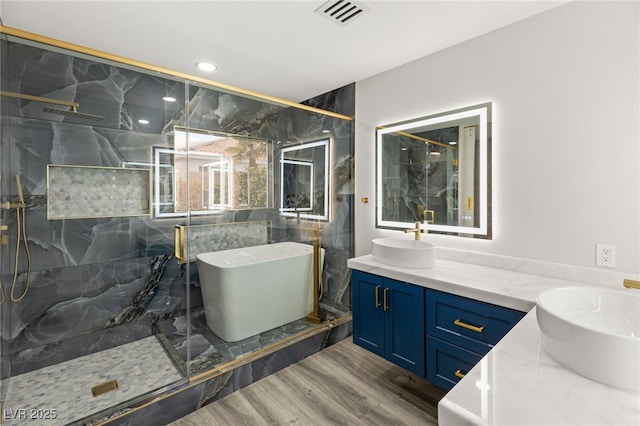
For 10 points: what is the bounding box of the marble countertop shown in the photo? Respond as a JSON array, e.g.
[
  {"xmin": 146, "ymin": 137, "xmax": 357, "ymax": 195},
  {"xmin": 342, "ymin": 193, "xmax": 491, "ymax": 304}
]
[
  {"xmin": 347, "ymin": 255, "xmax": 608, "ymax": 312},
  {"xmin": 347, "ymin": 255, "xmax": 640, "ymax": 426}
]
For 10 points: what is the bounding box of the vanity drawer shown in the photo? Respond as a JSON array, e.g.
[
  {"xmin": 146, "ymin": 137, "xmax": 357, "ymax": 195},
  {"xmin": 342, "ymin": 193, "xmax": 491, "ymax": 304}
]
[
  {"xmin": 426, "ymin": 336, "xmax": 482, "ymax": 391},
  {"xmin": 426, "ymin": 289, "xmax": 525, "ymax": 355}
]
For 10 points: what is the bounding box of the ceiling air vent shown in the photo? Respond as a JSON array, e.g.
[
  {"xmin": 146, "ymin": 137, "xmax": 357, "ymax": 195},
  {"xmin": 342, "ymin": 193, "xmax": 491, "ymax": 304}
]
[{"xmin": 315, "ymin": 0, "xmax": 369, "ymax": 26}]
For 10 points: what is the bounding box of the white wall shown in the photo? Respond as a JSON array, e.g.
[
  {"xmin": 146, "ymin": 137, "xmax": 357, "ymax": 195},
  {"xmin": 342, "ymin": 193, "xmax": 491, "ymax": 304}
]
[{"xmin": 355, "ymin": 1, "xmax": 639, "ymax": 275}]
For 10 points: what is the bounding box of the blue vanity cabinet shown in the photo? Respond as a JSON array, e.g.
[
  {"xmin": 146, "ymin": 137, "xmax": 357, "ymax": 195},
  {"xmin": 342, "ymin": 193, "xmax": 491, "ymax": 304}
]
[
  {"xmin": 352, "ymin": 270, "xmax": 425, "ymax": 377},
  {"xmin": 425, "ymin": 289, "xmax": 525, "ymax": 390},
  {"xmin": 351, "ymin": 270, "xmax": 386, "ymax": 357}
]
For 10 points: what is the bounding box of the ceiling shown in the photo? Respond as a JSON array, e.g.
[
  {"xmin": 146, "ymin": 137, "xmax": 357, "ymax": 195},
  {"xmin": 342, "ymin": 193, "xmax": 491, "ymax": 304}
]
[{"xmin": 0, "ymin": 1, "xmax": 568, "ymax": 103}]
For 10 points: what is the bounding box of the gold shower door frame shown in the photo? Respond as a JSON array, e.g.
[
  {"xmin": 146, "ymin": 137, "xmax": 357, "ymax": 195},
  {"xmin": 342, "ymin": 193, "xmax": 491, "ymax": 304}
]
[{"xmin": 0, "ymin": 93, "xmax": 9, "ymax": 415}]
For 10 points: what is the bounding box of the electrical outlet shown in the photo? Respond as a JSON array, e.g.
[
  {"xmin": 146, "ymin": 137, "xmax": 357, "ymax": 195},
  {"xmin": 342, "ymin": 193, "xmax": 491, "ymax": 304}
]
[{"xmin": 596, "ymin": 244, "xmax": 617, "ymax": 267}]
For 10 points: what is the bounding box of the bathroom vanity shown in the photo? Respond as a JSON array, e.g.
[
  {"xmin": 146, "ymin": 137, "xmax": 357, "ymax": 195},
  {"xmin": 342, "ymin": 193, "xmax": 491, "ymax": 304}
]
[{"xmin": 348, "ymin": 255, "xmax": 640, "ymax": 425}]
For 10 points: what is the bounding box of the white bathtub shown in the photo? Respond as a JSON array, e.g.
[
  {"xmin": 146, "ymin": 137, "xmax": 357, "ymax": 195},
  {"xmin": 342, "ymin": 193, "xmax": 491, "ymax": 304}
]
[{"xmin": 196, "ymin": 242, "xmax": 325, "ymax": 342}]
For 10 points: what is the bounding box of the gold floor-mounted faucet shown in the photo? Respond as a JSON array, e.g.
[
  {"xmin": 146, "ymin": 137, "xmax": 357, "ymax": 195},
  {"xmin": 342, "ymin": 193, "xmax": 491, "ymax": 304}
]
[
  {"xmin": 298, "ymin": 221, "xmax": 324, "ymax": 323},
  {"xmin": 404, "ymin": 221, "xmax": 426, "ymax": 240}
]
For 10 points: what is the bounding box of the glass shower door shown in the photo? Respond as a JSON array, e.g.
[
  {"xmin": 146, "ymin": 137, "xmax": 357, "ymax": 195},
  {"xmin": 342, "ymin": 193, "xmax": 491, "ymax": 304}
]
[{"xmin": 0, "ymin": 33, "xmax": 10, "ymax": 418}]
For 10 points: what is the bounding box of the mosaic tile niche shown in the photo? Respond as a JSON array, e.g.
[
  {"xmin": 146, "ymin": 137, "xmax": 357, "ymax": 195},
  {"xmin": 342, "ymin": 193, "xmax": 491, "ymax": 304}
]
[
  {"xmin": 47, "ymin": 165, "xmax": 151, "ymax": 220},
  {"xmin": 175, "ymin": 221, "xmax": 269, "ymax": 263}
]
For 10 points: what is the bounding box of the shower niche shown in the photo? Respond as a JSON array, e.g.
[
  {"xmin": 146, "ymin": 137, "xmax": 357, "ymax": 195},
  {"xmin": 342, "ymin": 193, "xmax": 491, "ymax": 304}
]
[{"xmin": 47, "ymin": 165, "xmax": 152, "ymax": 219}]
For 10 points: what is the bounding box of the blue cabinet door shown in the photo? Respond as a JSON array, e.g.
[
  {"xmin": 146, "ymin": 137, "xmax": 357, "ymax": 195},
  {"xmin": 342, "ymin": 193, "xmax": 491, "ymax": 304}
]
[
  {"xmin": 352, "ymin": 270, "xmax": 426, "ymax": 377},
  {"xmin": 352, "ymin": 270, "xmax": 385, "ymax": 357},
  {"xmin": 385, "ymin": 279, "xmax": 425, "ymax": 377}
]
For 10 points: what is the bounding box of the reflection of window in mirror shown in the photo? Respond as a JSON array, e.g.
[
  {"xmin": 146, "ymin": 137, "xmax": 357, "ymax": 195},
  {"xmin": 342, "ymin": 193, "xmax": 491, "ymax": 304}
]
[
  {"xmin": 376, "ymin": 103, "xmax": 491, "ymax": 238},
  {"xmin": 282, "ymin": 160, "xmax": 314, "ymax": 212},
  {"xmin": 151, "ymin": 127, "xmax": 270, "ymax": 218},
  {"xmin": 279, "ymin": 138, "xmax": 330, "ymax": 221}
]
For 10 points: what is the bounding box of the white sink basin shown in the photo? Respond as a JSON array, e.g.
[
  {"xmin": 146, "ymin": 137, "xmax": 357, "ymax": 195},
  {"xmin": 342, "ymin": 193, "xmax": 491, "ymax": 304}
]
[
  {"xmin": 536, "ymin": 286, "xmax": 640, "ymax": 391},
  {"xmin": 371, "ymin": 238, "xmax": 435, "ymax": 269}
]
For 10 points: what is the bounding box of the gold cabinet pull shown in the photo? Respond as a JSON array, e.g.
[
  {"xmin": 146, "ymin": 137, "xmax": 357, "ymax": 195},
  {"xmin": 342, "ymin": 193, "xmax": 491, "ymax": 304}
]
[
  {"xmin": 374, "ymin": 285, "xmax": 381, "ymax": 308},
  {"xmin": 383, "ymin": 288, "xmax": 389, "ymax": 311},
  {"xmin": 454, "ymin": 319, "xmax": 484, "ymax": 333},
  {"xmin": 454, "ymin": 369, "xmax": 466, "ymax": 379}
]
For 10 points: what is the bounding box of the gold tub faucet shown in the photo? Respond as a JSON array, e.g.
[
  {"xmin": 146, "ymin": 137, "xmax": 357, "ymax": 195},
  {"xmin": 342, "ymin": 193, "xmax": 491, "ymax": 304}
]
[{"xmin": 298, "ymin": 222, "xmax": 324, "ymax": 323}]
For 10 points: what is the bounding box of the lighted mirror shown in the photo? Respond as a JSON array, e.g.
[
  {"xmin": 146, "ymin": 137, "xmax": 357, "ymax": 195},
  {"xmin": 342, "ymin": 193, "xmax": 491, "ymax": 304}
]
[
  {"xmin": 376, "ymin": 102, "xmax": 491, "ymax": 238},
  {"xmin": 152, "ymin": 127, "xmax": 270, "ymax": 217},
  {"xmin": 279, "ymin": 138, "xmax": 330, "ymax": 221}
]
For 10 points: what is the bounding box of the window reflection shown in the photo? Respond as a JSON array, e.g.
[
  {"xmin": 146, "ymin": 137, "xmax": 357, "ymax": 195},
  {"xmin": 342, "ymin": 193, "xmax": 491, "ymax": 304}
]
[{"xmin": 151, "ymin": 128, "xmax": 270, "ymax": 217}]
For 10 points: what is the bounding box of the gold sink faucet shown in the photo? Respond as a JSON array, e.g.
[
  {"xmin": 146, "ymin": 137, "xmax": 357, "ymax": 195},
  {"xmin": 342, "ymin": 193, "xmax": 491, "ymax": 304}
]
[{"xmin": 404, "ymin": 221, "xmax": 426, "ymax": 240}]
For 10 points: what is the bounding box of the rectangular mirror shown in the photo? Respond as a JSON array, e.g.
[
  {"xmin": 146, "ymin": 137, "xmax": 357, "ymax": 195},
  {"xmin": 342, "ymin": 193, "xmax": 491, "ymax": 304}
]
[
  {"xmin": 152, "ymin": 127, "xmax": 270, "ymax": 217},
  {"xmin": 376, "ymin": 102, "xmax": 491, "ymax": 238},
  {"xmin": 279, "ymin": 138, "xmax": 330, "ymax": 221},
  {"xmin": 281, "ymin": 159, "xmax": 313, "ymax": 212}
]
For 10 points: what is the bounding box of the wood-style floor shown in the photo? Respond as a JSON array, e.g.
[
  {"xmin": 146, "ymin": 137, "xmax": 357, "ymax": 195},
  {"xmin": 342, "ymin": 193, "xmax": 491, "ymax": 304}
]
[{"xmin": 171, "ymin": 338, "xmax": 447, "ymax": 425}]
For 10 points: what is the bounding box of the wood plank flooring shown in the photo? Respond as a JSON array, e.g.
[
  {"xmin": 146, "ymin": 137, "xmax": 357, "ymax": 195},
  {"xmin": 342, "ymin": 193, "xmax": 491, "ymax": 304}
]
[{"xmin": 171, "ymin": 338, "xmax": 447, "ymax": 425}]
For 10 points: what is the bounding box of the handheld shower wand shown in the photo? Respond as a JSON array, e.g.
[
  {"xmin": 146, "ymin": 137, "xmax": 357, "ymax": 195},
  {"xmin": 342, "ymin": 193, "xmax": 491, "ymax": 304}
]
[
  {"xmin": 1, "ymin": 174, "xmax": 32, "ymax": 303},
  {"xmin": 16, "ymin": 174, "xmax": 24, "ymax": 205}
]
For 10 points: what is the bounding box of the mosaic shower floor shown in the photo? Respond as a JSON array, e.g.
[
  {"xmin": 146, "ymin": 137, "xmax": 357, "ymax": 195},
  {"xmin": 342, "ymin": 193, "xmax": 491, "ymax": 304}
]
[{"xmin": 2, "ymin": 336, "xmax": 183, "ymax": 425}]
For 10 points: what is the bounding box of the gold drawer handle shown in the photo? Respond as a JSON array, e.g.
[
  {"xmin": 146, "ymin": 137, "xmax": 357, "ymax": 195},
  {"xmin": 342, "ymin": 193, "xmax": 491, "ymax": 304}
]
[
  {"xmin": 375, "ymin": 285, "xmax": 381, "ymax": 308},
  {"xmin": 454, "ymin": 319, "xmax": 485, "ymax": 333},
  {"xmin": 454, "ymin": 369, "xmax": 466, "ymax": 379}
]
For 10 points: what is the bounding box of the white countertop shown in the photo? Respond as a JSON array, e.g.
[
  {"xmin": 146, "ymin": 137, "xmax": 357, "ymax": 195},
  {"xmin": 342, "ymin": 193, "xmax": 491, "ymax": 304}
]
[
  {"xmin": 347, "ymin": 255, "xmax": 609, "ymax": 312},
  {"xmin": 347, "ymin": 255, "xmax": 640, "ymax": 426}
]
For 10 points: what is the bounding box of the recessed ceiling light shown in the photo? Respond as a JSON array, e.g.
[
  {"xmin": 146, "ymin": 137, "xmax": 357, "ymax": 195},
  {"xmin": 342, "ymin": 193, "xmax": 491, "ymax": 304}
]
[
  {"xmin": 163, "ymin": 96, "xmax": 177, "ymax": 102},
  {"xmin": 196, "ymin": 62, "xmax": 217, "ymax": 72},
  {"xmin": 449, "ymin": 141, "xmax": 458, "ymax": 145},
  {"xmin": 138, "ymin": 119, "xmax": 149, "ymax": 124}
]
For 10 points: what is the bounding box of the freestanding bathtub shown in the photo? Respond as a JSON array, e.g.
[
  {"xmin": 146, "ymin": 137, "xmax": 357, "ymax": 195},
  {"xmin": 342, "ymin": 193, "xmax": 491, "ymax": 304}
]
[{"xmin": 196, "ymin": 242, "xmax": 325, "ymax": 342}]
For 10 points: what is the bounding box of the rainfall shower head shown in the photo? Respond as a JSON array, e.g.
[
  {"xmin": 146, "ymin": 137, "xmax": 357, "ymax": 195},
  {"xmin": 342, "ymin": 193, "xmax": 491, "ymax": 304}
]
[
  {"xmin": 42, "ymin": 106, "xmax": 104, "ymax": 121},
  {"xmin": 0, "ymin": 90, "xmax": 104, "ymax": 122}
]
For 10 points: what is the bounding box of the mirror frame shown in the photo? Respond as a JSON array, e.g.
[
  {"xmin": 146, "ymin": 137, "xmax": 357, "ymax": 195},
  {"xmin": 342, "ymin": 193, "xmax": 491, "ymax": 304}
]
[
  {"xmin": 376, "ymin": 102, "xmax": 491, "ymax": 237},
  {"xmin": 279, "ymin": 138, "xmax": 330, "ymax": 221}
]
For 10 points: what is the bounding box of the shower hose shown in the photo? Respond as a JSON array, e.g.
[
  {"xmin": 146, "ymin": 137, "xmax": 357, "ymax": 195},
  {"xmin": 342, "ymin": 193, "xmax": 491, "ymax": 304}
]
[{"xmin": 1, "ymin": 178, "xmax": 31, "ymax": 303}]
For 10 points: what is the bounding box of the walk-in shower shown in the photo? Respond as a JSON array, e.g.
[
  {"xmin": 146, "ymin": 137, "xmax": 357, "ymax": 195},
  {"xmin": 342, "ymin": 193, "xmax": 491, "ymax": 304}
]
[{"xmin": 0, "ymin": 26, "xmax": 354, "ymax": 424}]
